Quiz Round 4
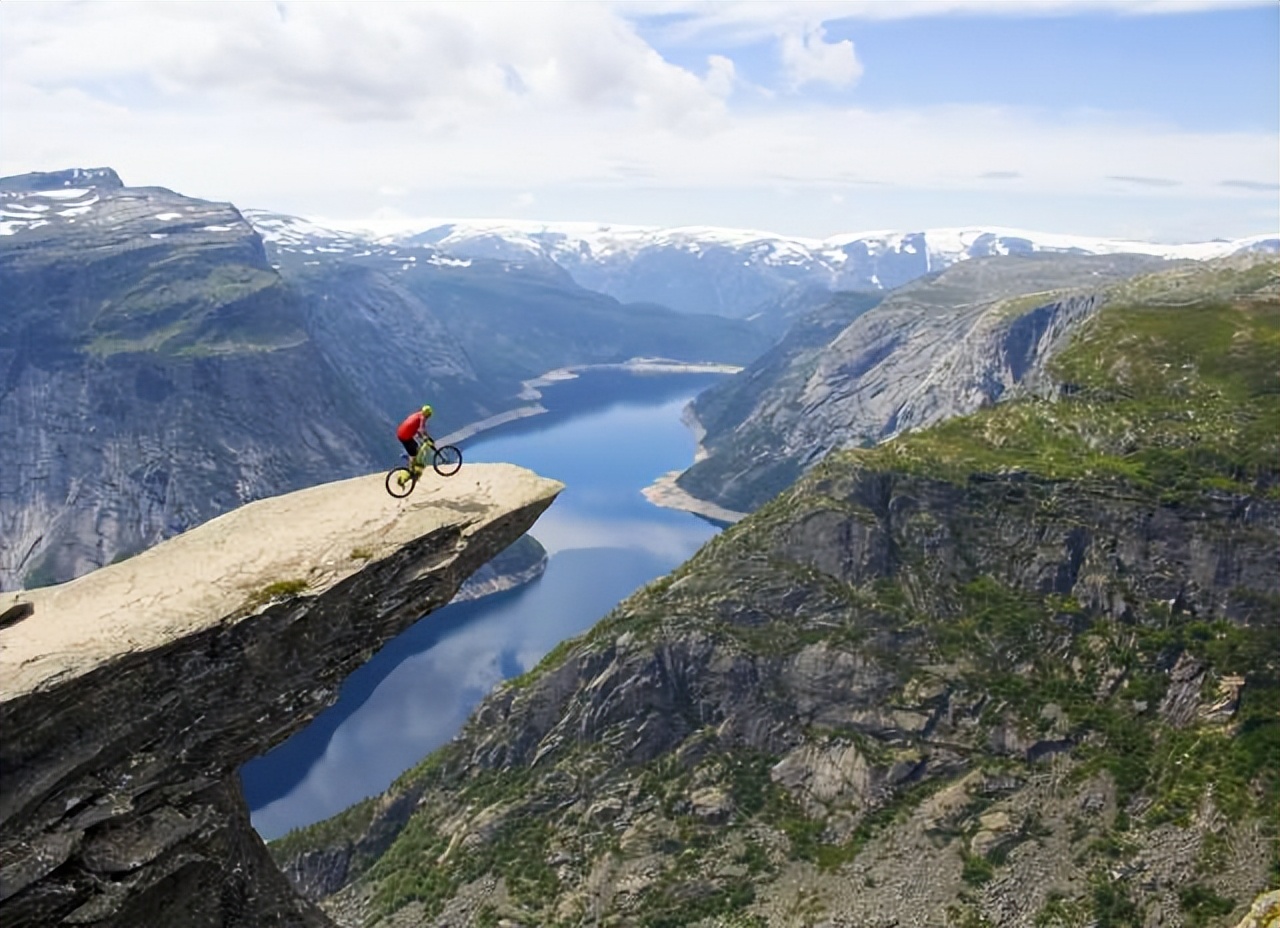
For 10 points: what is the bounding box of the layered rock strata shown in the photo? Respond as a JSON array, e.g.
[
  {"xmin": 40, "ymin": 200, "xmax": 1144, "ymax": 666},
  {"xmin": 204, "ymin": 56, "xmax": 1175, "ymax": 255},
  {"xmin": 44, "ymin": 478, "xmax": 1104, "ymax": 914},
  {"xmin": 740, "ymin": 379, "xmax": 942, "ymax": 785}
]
[{"xmin": 0, "ymin": 463, "xmax": 562, "ymax": 927}]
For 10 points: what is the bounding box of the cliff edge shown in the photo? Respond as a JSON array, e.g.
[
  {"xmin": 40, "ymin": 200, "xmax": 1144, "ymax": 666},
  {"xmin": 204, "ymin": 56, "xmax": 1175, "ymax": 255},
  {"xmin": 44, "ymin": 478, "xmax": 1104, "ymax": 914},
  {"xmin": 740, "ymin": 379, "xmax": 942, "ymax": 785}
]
[{"xmin": 0, "ymin": 463, "xmax": 562, "ymax": 928}]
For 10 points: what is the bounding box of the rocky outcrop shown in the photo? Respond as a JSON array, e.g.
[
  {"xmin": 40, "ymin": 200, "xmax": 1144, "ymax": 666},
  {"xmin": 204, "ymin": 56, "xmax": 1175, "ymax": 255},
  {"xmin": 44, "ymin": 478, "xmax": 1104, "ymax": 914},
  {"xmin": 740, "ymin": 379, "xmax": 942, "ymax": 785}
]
[
  {"xmin": 675, "ymin": 253, "xmax": 1172, "ymax": 512},
  {"xmin": 451, "ymin": 533, "xmax": 548, "ymax": 603},
  {"xmin": 0, "ymin": 463, "xmax": 562, "ymax": 927}
]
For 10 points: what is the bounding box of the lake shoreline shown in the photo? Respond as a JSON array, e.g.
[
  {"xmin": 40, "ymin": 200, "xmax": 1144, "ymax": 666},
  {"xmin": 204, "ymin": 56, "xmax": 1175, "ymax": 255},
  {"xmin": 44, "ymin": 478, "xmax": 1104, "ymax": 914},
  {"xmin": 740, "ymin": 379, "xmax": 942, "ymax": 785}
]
[
  {"xmin": 641, "ymin": 401, "xmax": 747, "ymax": 524},
  {"xmin": 440, "ymin": 358, "xmax": 742, "ymax": 448},
  {"xmin": 642, "ymin": 470, "xmax": 746, "ymax": 525},
  {"xmin": 246, "ymin": 367, "xmax": 730, "ymax": 839}
]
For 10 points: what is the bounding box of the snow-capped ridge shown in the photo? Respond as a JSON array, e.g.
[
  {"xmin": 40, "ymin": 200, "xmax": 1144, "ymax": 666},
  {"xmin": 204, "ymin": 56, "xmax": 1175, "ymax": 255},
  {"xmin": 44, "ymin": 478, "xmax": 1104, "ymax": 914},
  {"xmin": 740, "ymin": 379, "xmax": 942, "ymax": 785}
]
[
  {"xmin": 237, "ymin": 207, "xmax": 1276, "ymax": 316},
  {"xmin": 296, "ymin": 213, "xmax": 1274, "ymax": 270}
]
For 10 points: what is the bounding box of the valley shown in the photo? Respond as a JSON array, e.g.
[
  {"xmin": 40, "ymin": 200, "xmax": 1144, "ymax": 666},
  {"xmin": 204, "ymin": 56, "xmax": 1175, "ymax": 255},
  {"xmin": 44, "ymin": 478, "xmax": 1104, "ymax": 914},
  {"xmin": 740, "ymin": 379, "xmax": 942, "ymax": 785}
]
[
  {"xmin": 271, "ymin": 256, "xmax": 1280, "ymax": 928},
  {"xmin": 1, "ymin": 165, "xmax": 1276, "ymax": 928},
  {"xmin": 241, "ymin": 369, "xmax": 729, "ymax": 841}
]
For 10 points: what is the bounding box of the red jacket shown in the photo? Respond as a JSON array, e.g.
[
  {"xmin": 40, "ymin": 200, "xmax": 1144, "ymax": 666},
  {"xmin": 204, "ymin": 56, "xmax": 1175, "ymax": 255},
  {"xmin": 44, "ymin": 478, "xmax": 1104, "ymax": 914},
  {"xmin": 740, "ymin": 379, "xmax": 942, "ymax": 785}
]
[{"xmin": 396, "ymin": 411, "xmax": 426, "ymax": 441}]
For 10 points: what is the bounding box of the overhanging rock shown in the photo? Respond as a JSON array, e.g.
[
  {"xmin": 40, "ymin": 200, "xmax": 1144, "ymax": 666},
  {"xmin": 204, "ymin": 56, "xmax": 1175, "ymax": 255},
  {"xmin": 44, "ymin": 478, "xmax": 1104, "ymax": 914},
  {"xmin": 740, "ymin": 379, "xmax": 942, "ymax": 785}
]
[{"xmin": 0, "ymin": 463, "xmax": 562, "ymax": 927}]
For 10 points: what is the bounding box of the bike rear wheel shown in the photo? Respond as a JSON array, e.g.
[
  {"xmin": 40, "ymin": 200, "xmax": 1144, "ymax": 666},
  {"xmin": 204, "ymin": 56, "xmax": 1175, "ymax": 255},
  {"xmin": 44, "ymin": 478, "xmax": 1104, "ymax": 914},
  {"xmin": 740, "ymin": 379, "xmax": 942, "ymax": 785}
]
[
  {"xmin": 432, "ymin": 445, "xmax": 463, "ymax": 476},
  {"xmin": 385, "ymin": 466, "xmax": 416, "ymax": 498}
]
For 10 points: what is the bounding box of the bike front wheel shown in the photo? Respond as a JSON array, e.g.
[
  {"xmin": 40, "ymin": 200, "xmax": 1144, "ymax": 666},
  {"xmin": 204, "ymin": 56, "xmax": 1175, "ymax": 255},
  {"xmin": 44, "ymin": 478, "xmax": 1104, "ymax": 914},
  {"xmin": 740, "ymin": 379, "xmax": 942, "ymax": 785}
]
[
  {"xmin": 385, "ymin": 466, "xmax": 417, "ymax": 498},
  {"xmin": 432, "ymin": 445, "xmax": 463, "ymax": 477}
]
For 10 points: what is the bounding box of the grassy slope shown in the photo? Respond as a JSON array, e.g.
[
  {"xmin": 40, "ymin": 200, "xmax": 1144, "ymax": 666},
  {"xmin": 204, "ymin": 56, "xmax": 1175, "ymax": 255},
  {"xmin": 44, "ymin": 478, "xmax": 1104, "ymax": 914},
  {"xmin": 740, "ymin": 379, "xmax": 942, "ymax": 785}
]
[
  {"xmin": 273, "ymin": 258, "xmax": 1280, "ymax": 928},
  {"xmin": 867, "ymin": 259, "xmax": 1279, "ymax": 499}
]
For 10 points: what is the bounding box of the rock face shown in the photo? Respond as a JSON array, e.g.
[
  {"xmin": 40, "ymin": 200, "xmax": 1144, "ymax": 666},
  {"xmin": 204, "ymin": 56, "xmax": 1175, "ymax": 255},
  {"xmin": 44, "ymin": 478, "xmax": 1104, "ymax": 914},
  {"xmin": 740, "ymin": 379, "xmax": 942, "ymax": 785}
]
[
  {"xmin": 675, "ymin": 253, "xmax": 1173, "ymax": 512},
  {"xmin": 269, "ymin": 259, "xmax": 1278, "ymax": 928},
  {"xmin": 0, "ymin": 463, "xmax": 562, "ymax": 928},
  {"xmin": 0, "ymin": 170, "xmax": 386, "ymax": 589}
]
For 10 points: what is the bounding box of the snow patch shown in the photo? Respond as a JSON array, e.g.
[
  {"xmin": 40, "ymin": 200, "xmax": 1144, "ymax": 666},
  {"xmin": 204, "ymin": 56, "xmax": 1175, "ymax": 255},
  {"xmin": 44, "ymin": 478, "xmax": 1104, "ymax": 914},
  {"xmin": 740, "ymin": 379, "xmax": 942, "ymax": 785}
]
[
  {"xmin": 32, "ymin": 188, "xmax": 90, "ymax": 200},
  {"xmin": 242, "ymin": 206, "xmax": 1275, "ymax": 285}
]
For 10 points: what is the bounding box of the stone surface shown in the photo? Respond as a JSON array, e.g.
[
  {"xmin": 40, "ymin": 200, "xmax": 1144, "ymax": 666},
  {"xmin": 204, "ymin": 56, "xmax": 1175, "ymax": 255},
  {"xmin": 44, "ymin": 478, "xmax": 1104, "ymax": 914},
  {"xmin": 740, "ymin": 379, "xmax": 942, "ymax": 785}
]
[
  {"xmin": 283, "ymin": 460, "xmax": 1277, "ymax": 927},
  {"xmin": 0, "ymin": 463, "xmax": 562, "ymax": 927}
]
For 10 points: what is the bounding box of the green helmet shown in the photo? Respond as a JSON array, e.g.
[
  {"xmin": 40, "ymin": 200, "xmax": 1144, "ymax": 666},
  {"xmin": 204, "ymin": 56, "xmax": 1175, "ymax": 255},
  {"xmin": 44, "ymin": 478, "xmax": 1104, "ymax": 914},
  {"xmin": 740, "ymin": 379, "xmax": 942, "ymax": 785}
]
[{"xmin": 421, "ymin": 404, "xmax": 433, "ymax": 417}]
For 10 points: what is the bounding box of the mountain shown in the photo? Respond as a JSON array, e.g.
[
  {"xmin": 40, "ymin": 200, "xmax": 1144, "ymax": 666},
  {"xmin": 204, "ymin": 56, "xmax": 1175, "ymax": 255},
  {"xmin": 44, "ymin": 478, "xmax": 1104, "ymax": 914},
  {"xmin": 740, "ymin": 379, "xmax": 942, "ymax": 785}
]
[
  {"xmin": 246, "ymin": 209, "xmax": 771, "ymax": 435},
  {"xmin": 335, "ymin": 216, "xmax": 1278, "ymax": 319},
  {"xmin": 672, "ymin": 252, "xmax": 1179, "ymax": 515},
  {"xmin": 269, "ymin": 256, "xmax": 1279, "ymax": 928},
  {"xmin": 0, "ymin": 174, "xmax": 769, "ymax": 590},
  {"xmin": 0, "ymin": 169, "xmax": 386, "ymax": 589}
]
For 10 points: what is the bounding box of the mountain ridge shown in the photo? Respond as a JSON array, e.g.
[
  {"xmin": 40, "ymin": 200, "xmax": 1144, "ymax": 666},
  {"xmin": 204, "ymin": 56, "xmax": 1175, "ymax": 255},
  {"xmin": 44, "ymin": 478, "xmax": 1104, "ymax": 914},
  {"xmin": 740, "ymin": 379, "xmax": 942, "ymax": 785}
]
[
  {"xmin": 249, "ymin": 208, "xmax": 1277, "ymax": 319},
  {"xmin": 268, "ymin": 256, "xmax": 1280, "ymax": 928},
  {"xmin": 0, "ymin": 168, "xmax": 766, "ymax": 589},
  {"xmin": 299, "ymin": 215, "xmax": 1277, "ymax": 265},
  {"xmin": 673, "ymin": 252, "xmax": 1179, "ymax": 513}
]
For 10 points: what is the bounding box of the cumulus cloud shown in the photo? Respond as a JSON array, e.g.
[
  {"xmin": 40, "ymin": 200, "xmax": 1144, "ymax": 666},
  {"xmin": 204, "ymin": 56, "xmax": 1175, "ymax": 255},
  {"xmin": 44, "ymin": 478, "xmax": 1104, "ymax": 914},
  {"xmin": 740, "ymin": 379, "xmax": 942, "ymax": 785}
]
[
  {"xmin": 2, "ymin": 1, "xmax": 1275, "ymax": 241},
  {"xmin": 704, "ymin": 54, "xmax": 737, "ymax": 98},
  {"xmin": 0, "ymin": 2, "xmax": 730, "ymax": 129},
  {"xmin": 779, "ymin": 24, "xmax": 862, "ymax": 89}
]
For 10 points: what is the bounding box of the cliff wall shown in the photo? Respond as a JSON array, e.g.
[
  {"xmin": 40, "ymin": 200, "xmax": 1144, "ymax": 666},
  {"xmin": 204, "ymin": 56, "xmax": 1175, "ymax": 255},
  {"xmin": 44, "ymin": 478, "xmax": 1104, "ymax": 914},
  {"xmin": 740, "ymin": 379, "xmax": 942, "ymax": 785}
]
[{"xmin": 0, "ymin": 464, "xmax": 562, "ymax": 927}]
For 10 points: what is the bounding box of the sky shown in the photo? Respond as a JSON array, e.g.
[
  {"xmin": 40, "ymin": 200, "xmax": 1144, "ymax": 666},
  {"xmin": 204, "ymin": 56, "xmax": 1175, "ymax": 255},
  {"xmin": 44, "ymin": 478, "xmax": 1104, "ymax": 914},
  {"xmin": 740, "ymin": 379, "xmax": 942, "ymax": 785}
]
[{"xmin": 1, "ymin": 0, "xmax": 1276, "ymax": 242}]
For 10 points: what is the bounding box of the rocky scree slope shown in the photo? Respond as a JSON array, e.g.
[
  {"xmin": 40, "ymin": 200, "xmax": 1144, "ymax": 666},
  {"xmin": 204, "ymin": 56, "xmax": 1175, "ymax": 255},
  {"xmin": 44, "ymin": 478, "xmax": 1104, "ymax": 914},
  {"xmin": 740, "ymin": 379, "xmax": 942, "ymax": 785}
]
[
  {"xmin": 0, "ymin": 463, "xmax": 563, "ymax": 928},
  {"xmin": 273, "ymin": 258, "xmax": 1278, "ymax": 928},
  {"xmin": 675, "ymin": 253, "xmax": 1178, "ymax": 515}
]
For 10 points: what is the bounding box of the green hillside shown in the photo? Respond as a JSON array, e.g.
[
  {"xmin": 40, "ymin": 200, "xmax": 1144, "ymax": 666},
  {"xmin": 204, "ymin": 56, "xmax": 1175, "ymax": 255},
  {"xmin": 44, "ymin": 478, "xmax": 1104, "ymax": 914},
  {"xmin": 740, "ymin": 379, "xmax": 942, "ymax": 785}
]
[{"xmin": 272, "ymin": 258, "xmax": 1280, "ymax": 927}]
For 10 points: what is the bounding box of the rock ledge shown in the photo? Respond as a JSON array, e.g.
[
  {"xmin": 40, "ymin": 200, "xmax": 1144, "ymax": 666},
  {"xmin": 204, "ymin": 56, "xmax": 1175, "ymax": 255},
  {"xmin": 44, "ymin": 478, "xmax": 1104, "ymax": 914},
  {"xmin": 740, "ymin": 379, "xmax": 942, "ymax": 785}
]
[{"xmin": 0, "ymin": 463, "xmax": 562, "ymax": 928}]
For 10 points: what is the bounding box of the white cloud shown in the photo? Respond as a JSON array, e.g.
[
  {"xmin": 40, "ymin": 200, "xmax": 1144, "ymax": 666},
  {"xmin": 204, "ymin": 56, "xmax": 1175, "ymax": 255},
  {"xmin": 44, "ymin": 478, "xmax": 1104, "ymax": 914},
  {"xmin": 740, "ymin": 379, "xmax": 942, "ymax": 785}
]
[
  {"xmin": 704, "ymin": 54, "xmax": 737, "ymax": 98},
  {"xmin": 0, "ymin": 2, "xmax": 729, "ymax": 129},
  {"xmin": 1, "ymin": 1, "xmax": 1274, "ymax": 241},
  {"xmin": 780, "ymin": 24, "xmax": 862, "ymax": 89},
  {"xmin": 639, "ymin": 0, "xmax": 1273, "ymax": 44}
]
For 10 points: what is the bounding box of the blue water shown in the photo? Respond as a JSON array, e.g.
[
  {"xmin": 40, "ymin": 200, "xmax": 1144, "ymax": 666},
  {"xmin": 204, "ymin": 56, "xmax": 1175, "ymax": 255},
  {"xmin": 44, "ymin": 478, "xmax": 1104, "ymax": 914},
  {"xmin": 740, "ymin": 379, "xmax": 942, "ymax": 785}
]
[{"xmin": 241, "ymin": 371, "xmax": 726, "ymax": 840}]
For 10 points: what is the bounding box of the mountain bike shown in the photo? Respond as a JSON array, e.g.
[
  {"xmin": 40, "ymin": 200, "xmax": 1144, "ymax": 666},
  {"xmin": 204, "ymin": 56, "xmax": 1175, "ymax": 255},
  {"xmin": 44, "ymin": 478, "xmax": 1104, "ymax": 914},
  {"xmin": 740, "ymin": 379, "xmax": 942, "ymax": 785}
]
[{"xmin": 385, "ymin": 439, "xmax": 463, "ymax": 498}]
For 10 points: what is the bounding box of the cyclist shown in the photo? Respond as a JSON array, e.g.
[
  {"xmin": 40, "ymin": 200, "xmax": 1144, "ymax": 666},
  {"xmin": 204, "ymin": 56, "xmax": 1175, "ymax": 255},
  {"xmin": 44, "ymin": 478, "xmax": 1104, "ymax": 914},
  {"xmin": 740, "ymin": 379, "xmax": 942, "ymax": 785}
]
[{"xmin": 396, "ymin": 404, "xmax": 434, "ymax": 473}]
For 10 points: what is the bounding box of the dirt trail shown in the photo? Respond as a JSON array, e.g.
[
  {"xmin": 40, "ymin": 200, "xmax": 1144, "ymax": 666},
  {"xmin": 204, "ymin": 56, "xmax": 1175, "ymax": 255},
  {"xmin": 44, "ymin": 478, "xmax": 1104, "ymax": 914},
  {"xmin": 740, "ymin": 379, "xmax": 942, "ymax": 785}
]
[{"xmin": 0, "ymin": 464, "xmax": 562, "ymax": 701}]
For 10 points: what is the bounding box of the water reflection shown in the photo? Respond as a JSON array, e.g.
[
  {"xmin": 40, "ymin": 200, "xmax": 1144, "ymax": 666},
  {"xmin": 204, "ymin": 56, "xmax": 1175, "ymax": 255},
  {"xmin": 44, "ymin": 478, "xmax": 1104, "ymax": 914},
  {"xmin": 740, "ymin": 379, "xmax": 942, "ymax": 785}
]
[{"xmin": 242, "ymin": 372, "xmax": 724, "ymax": 839}]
